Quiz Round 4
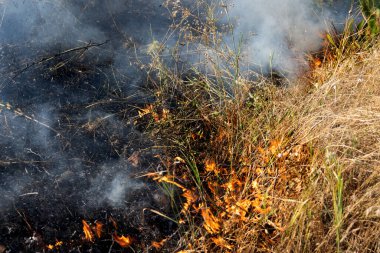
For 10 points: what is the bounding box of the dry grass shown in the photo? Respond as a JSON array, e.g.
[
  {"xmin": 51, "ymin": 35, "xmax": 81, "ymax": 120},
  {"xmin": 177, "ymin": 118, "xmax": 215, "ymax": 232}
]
[
  {"xmin": 276, "ymin": 42, "xmax": 380, "ymax": 253},
  {"xmin": 135, "ymin": 3, "xmax": 380, "ymax": 252}
]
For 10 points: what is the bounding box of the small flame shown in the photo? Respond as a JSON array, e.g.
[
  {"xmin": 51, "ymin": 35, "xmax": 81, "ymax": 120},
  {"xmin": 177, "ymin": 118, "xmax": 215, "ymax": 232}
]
[
  {"xmin": 201, "ymin": 208, "xmax": 221, "ymax": 234},
  {"xmin": 211, "ymin": 236, "xmax": 233, "ymax": 250},
  {"xmin": 113, "ymin": 233, "xmax": 133, "ymax": 248},
  {"xmin": 205, "ymin": 159, "xmax": 217, "ymax": 172},
  {"xmin": 151, "ymin": 238, "xmax": 168, "ymax": 250},
  {"xmin": 47, "ymin": 241, "xmax": 63, "ymax": 250},
  {"xmin": 82, "ymin": 220, "xmax": 94, "ymax": 242},
  {"xmin": 181, "ymin": 189, "xmax": 197, "ymax": 214},
  {"xmin": 95, "ymin": 221, "xmax": 103, "ymax": 238}
]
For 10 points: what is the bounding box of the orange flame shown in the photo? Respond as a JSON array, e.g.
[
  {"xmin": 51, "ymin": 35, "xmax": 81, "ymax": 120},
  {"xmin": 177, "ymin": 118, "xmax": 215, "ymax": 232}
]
[
  {"xmin": 151, "ymin": 238, "xmax": 168, "ymax": 250},
  {"xmin": 204, "ymin": 159, "xmax": 222, "ymax": 176},
  {"xmin": 181, "ymin": 189, "xmax": 197, "ymax": 214},
  {"xmin": 201, "ymin": 208, "xmax": 221, "ymax": 234},
  {"xmin": 82, "ymin": 220, "xmax": 94, "ymax": 242},
  {"xmin": 113, "ymin": 233, "xmax": 133, "ymax": 248},
  {"xmin": 211, "ymin": 236, "xmax": 233, "ymax": 250},
  {"xmin": 95, "ymin": 221, "xmax": 103, "ymax": 238},
  {"xmin": 47, "ymin": 241, "xmax": 63, "ymax": 250}
]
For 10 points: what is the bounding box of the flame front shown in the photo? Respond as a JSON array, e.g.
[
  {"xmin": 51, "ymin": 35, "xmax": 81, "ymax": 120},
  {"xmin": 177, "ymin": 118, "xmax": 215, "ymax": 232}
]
[
  {"xmin": 82, "ymin": 220, "xmax": 94, "ymax": 242},
  {"xmin": 113, "ymin": 233, "xmax": 132, "ymax": 248}
]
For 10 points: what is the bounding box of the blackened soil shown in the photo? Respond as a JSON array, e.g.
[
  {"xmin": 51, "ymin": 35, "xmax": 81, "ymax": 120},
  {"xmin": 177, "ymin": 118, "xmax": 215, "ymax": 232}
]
[{"xmin": 0, "ymin": 44, "xmax": 177, "ymax": 252}]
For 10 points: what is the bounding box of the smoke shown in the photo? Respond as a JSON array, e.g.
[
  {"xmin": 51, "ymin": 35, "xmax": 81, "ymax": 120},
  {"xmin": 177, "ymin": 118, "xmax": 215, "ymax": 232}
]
[
  {"xmin": 224, "ymin": 0, "xmax": 354, "ymax": 76},
  {"xmin": 86, "ymin": 160, "xmax": 146, "ymax": 207}
]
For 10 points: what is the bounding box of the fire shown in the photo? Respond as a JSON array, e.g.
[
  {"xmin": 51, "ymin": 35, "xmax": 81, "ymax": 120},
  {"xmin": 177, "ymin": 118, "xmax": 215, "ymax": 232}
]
[
  {"xmin": 181, "ymin": 189, "xmax": 197, "ymax": 214},
  {"xmin": 269, "ymin": 140, "xmax": 281, "ymax": 154},
  {"xmin": 151, "ymin": 238, "xmax": 168, "ymax": 250},
  {"xmin": 205, "ymin": 159, "xmax": 220, "ymax": 175},
  {"xmin": 113, "ymin": 233, "xmax": 133, "ymax": 248},
  {"xmin": 82, "ymin": 220, "xmax": 94, "ymax": 242},
  {"xmin": 211, "ymin": 236, "xmax": 233, "ymax": 250},
  {"xmin": 201, "ymin": 208, "xmax": 221, "ymax": 234},
  {"xmin": 138, "ymin": 104, "xmax": 154, "ymax": 117},
  {"xmin": 95, "ymin": 221, "xmax": 103, "ymax": 238},
  {"xmin": 47, "ymin": 241, "xmax": 63, "ymax": 250}
]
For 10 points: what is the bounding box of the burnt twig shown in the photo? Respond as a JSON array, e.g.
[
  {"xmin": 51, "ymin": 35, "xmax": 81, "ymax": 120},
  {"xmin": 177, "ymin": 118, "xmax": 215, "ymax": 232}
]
[{"xmin": 13, "ymin": 40, "xmax": 110, "ymax": 78}]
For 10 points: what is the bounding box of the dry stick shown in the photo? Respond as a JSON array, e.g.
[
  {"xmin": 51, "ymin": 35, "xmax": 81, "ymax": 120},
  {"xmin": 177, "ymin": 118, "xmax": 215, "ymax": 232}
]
[
  {"xmin": 0, "ymin": 101, "xmax": 61, "ymax": 137},
  {"xmin": 14, "ymin": 206, "xmax": 33, "ymax": 232},
  {"xmin": 13, "ymin": 40, "xmax": 109, "ymax": 78},
  {"xmin": 19, "ymin": 192, "xmax": 39, "ymax": 197}
]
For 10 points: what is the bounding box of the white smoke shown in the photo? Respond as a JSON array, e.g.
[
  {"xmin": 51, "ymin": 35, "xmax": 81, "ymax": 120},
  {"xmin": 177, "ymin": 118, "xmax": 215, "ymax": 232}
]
[
  {"xmin": 106, "ymin": 175, "xmax": 145, "ymax": 205},
  {"xmin": 227, "ymin": 0, "xmax": 351, "ymax": 76}
]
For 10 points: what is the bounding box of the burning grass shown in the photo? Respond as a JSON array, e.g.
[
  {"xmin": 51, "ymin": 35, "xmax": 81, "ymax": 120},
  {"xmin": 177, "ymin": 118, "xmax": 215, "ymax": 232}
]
[
  {"xmin": 136, "ymin": 9, "xmax": 380, "ymax": 252},
  {"xmin": 1, "ymin": 1, "xmax": 380, "ymax": 252}
]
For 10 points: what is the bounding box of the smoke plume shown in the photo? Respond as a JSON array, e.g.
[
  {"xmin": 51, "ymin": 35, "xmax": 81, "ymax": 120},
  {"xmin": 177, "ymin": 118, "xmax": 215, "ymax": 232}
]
[{"xmin": 226, "ymin": 0, "xmax": 353, "ymax": 76}]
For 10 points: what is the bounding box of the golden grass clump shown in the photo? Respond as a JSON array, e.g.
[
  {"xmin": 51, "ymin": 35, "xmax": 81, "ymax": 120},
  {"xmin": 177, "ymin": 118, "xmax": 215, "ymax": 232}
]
[{"xmin": 276, "ymin": 41, "xmax": 380, "ymax": 253}]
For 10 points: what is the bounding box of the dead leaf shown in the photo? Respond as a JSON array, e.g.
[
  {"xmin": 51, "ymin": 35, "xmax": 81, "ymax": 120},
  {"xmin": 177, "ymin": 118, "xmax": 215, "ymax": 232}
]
[{"xmin": 127, "ymin": 151, "xmax": 140, "ymax": 167}]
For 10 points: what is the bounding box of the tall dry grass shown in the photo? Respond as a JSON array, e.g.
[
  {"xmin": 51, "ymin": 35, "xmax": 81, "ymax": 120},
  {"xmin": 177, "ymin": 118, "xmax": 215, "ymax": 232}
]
[
  {"xmin": 276, "ymin": 41, "xmax": 380, "ymax": 253},
  {"xmin": 136, "ymin": 3, "xmax": 380, "ymax": 252}
]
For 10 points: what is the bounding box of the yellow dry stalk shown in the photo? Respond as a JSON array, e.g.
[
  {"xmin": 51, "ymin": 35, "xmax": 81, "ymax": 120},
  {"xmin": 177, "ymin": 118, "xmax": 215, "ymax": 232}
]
[{"xmin": 153, "ymin": 175, "xmax": 186, "ymax": 190}]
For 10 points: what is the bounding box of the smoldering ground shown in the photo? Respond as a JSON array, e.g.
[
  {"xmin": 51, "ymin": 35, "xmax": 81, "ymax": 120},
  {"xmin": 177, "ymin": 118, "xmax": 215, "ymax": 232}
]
[{"xmin": 0, "ymin": 0, "xmax": 180, "ymax": 251}]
